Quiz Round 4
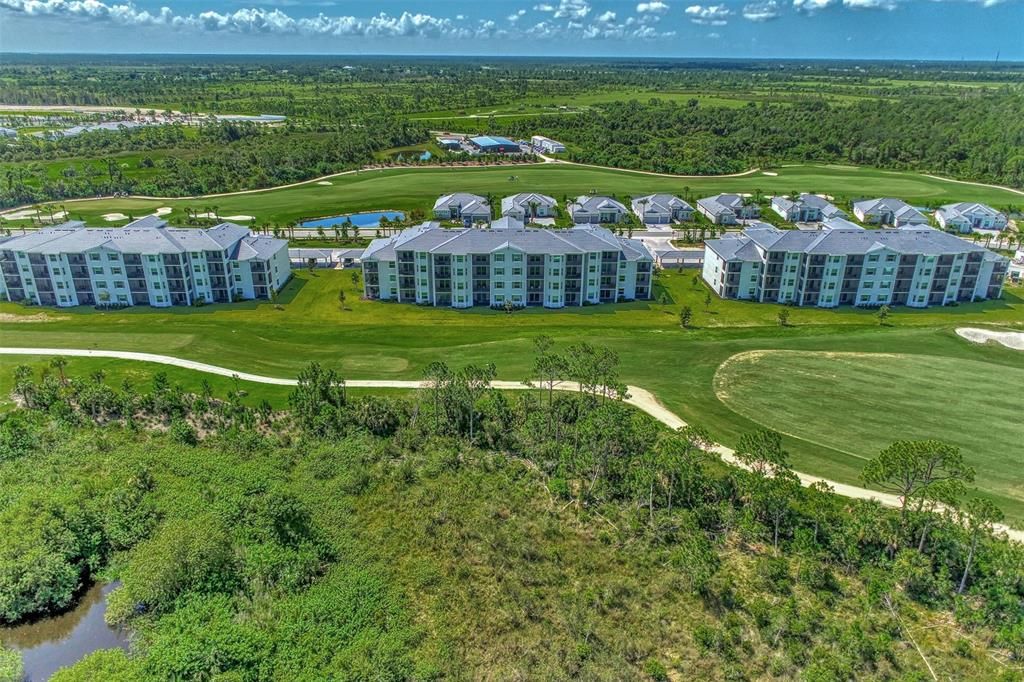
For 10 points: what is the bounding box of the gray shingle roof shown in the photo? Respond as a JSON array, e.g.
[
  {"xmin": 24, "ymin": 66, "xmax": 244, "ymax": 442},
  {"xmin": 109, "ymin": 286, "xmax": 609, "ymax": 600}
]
[
  {"xmin": 707, "ymin": 224, "xmax": 1004, "ymax": 261},
  {"xmin": 433, "ymin": 193, "xmax": 489, "ymax": 212},
  {"xmin": 0, "ymin": 222, "xmax": 284, "ymax": 260},
  {"xmin": 697, "ymin": 193, "xmax": 751, "ymax": 217},
  {"xmin": 362, "ymin": 222, "xmax": 653, "ymax": 262},
  {"xmin": 568, "ymin": 195, "xmax": 628, "ymax": 214},
  {"xmin": 853, "ymin": 197, "xmax": 927, "ymax": 223},
  {"xmin": 632, "ymin": 194, "xmax": 692, "ymax": 215},
  {"xmin": 501, "ymin": 193, "xmax": 557, "ymax": 215},
  {"xmin": 936, "ymin": 202, "xmax": 1005, "ymax": 221}
]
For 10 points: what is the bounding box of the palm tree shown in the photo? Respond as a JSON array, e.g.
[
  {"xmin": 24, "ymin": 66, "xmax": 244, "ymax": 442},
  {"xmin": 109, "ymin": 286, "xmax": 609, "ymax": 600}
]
[{"xmin": 50, "ymin": 357, "xmax": 68, "ymax": 385}]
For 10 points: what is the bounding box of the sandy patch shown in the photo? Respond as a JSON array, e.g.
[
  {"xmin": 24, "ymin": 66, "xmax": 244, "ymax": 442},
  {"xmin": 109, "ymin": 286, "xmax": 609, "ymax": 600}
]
[
  {"xmin": 761, "ymin": 171, "xmax": 778, "ymax": 176},
  {"xmin": 195, "ymin": 212, "xmax": 254, "ymax": 221},
  {"xmin": 152, "ymin": 207, "xmax": 172, "ymax": 216},
  {"xmin": 317, "ymin": 181, "xmax": 333, "ymax": 186},
  {"xmin": 956, "ymin": 327, "xmax": 1024, "ymax": 351},
  {"xmin": 0, "ymin": 312, "xmax": 69, "ymax": 323},
  {"xmin": 103, "ymin": 213, "xmax": 128, "ymax": 221},
  {"xmin": 2, "ymin": 208, "xmax": 68, "ymax": 221}
]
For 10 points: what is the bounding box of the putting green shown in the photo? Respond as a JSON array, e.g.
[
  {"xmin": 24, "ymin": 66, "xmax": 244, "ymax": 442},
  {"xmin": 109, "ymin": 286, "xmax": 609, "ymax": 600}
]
[{"xmin": 714, "ymin": 350, "xmax": 1024, "ymax": 511}]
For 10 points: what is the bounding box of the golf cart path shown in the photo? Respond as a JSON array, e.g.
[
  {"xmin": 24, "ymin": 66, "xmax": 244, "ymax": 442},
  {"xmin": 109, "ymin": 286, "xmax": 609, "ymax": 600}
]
[
  {"xmin": 3, "ymin": 346, "xmax": 1019, "ymax": 542},
  {"xmin": 956, "ymin": 327, "xmax": 1024, "ymax": 351}
]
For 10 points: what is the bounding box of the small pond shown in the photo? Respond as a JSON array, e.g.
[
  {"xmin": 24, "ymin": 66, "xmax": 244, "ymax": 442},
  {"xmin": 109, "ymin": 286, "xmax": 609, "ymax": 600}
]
[
  {"xmin": 300, "ymin": 210, "xmax": 405, "ymax": 229},
  {"xmin": 1, "ymin": 582, "xmax": 128, "ymax": 681}
]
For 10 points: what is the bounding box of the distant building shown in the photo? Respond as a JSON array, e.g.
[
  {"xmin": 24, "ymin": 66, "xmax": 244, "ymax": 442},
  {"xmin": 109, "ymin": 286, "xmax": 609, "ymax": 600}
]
[
  {"xmin": 432, "ymin": 193, "xmax": 492, "ymax": 225},
  {"xmin": 567, "ymin": 196, "xmax": 629, "ymax": 224},
  {"xmin": 0, "ymin": 218, "xmax": 290, "ymax": 308},
  {"xmin": 467, "ymin": 135, "xmax": 521, "ymax": 154},
  {"xmin": 702, "ymin": 223, "xmax": 1007, "ymax": 308},
  {"xmin": 0, "ymin": 127, "xmax": 17, "ymax": 138},
  {"xmin": 934, "ymin": 202, "xmax": 1008, "ymax": 233},
  {"xmin": 852, "ymin": 198, "xmax": 928, "ymax": 227},
  {"xmin": 631, "ymin": 194, "xmax": 693, "ymax": 224},
  {"xmin": 770, "ymin": 194, "xmax": 846, "ymax": 222},
  {"xmin": 435, "ymin": 135, "xmax": 462, "ymax": 150},
  {"xmin": 531, "ymin": 135, "xmax": 566, "ymax": 153},
  {"xmin": 697, "ymin": 194, "xmax": 760, "ymax": 225},
  {"xmin": 501, "ymin": 193, "xmax": 557, "ymax": 221},
  {"xmin": 361, "ymin": 221, "xmax": 654, "ymax": 308},
  {"xmin": 1009, "ymin": 248, "xmax": 1024, "ymax": 283}
]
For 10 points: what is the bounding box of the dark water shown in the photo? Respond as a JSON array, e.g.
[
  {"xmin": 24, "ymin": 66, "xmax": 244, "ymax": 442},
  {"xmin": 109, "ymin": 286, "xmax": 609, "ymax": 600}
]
[{"xmin": 1, "ymin": 582, "xmax": 128, "ymax": 681}]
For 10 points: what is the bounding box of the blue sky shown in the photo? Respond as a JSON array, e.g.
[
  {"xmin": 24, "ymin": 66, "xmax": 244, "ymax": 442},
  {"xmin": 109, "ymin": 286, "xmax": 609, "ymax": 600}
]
[{"xmin": 0, "ymin": 0, "xmax": 1020, "ymax": 60}]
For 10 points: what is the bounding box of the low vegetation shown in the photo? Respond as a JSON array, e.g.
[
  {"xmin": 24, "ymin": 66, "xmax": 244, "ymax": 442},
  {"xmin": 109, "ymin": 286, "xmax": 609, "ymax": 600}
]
[{"xmin": 1, "ymin": 343, "xmax": 1022, "ymax": 679}]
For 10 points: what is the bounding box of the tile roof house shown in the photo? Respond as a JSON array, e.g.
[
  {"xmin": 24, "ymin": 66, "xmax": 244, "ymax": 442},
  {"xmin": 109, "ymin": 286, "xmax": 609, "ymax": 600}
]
[
  {"xmin": 770, "ymin": 194, "xmax": 847, "ymax": 222},
  {"xmin": 697, "ymin": 194, "xmax": 760, "ymax": 225},
  {"xmin": 433, "ymin": 193, "xmax": 492, "ymax": 225},
  {"xmin": 631, "ymin": 194, "xmax": 694, "ymax": 224},
  {"xmin": 500, "ymin": 193, "xmax": 558, "ymax": 221},
  {"xmin": 852, "ymin": 198, "xmax": 928, "ymax": 227},
  {"xmin": 567, "ymin": 196, "xmax": 629, "ymax": 224},
  {"xmin": 934, "ymin": 202, "xmax": 1008, "ymax": 233},
  {"xmin": 0, "ymin": 218, "xmax": 290, "ymax": 308},
  {"xmin": 361, "ymin": 221, "xmax": 654, "ymax": 308},
  {"xmin": 702, "ymin": 224, "xmax": 1008, "ymax": 308}
]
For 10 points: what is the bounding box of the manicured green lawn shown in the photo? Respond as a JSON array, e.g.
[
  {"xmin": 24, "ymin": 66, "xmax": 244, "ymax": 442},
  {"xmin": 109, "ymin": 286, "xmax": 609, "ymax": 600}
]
[
  {"xmin": 714, "ymin": 350, "xmax": 1024, "ymax": 516},
  {"xmin": 2, "ymin": 268, "xmax": 1023, "ymax": 520},
  {"xmin": 7, "ymin": 163, "xmax": 1021, "ymax": 229}
]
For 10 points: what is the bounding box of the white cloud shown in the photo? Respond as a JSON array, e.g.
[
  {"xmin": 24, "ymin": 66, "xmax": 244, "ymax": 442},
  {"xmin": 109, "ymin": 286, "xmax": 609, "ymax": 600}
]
[
  {"xmin": 534, "ymin": 3, "xmax": 555, "ymax": 10},
  {"xmin": 597, "ymin": 10, "xmax": 617, "ymax": 21},
  {"xmin": 685, "ymin": 4, "xmax": 733, "ymax": 23},
  {"xmin": 552, "ymin": 0, "xmax": 591, "ymax": 18},
  {"xmin": 742, "ymin": 0, "xmax": 783, "ymax": 20},
  {"xmin": 508, "ymin": 8, "xmax": 527, "ymax": 21},
  {"xmin": 636, "ymin": 1, "xmax": 671, "ymax": 12},
  {"xmin": 0, "ymin": 1, "xmax": 482, "ymax": 38}
]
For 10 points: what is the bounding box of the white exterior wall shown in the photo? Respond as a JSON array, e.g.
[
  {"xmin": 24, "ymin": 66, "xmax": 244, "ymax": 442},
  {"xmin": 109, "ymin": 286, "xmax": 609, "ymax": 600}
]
[
  {"xmin": 377, "ymin": 261, "xmax": 397, "ymax": 300},
  {"xmin": 854, "ymin": 249, "xmax": 898, "ymax": 306},
  {"xmin": 451, "ymin": 254, "xmax": 471, "ymax": 308},
  {"xmin": 907, "ymin": 255, "xmax": 936, "ymax": 307},
  {"xmin": 618, "ymin": 260, "xmax": 638, "ymax": 300},
  {"xmin": 141, "ymin": 253, "xmax": 172, "ymax": 307},
  {"xmin": 544, "ymin": 254, "xmax": 565, "ymax": 308},
  {"xmin": 702, "ymin": 250, "xmax": 725, "ymax": 296},
  {"xmin": 86, "ymin": 248, "xmax": 131, "ymax": 306},
  {"xmin": 46, "ymin": 254, "xmax": 78, "ymax": 307},
  {"xmin": 269, "ymin": 248, "xmax": 291, "ymax": 291},
  {"xmin": 187, "ymin": 252, "xmax": 213, "ymax": 303},
  {"xmin": 777, "ymin": 253, "xmax": 801, "ymax": 303},
  {"xmin": 815, "ymin": 255, "xmax": 845, "ymax": 307},
  {"xmin": 974, "ymin": 259, "xmax": 996, "ymax": 300}
]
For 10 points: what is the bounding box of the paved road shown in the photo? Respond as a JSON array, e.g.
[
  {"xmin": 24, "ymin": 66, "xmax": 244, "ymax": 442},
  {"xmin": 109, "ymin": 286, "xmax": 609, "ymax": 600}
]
[{"xmin": 1, "ymin": 346, "xmax": 1019, "ymax": 542}]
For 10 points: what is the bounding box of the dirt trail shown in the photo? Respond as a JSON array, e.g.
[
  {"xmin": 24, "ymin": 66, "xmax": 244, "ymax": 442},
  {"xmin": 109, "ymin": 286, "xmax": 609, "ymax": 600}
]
[{"xmin": 2, "ymin": 345, "xmax": 1019, "ymax": 542}]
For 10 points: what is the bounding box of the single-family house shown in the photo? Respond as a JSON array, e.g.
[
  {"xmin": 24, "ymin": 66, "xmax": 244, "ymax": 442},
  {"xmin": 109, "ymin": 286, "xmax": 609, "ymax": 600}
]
[
  {"xmin": 567, "ymin": 196, "xmax": 629, "ymax": 224},
  {"xmin": 852, "ymin": 198, "xmax": 928, "ymax": 227},
  {"xmin": 433, "ymin": 193, "xmax": 492, "ymax": 225},
  {"xmin": 771, "ymin": 194, "xmax": 846, "ymax": 222},
  {"xmin": 934, "ymin": 202, "xmax": 1008, "ymax": 233},
  {"xmin": 501, "ymin": 193, "xmax": 558, "ymax": 221},
  {"xmin": 632, "ymin": 194, "xmax": 693, "ymax": 224},
  {"xmin": 697, "ymin": 194, "xmax": 760, "ymax": 225}
]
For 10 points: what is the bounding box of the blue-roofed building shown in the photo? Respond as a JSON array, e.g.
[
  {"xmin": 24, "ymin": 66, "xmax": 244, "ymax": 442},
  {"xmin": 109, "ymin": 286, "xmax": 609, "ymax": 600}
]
[{"xmin": 468, "ymin": 135, "xmax": 521, "ymax": 154}]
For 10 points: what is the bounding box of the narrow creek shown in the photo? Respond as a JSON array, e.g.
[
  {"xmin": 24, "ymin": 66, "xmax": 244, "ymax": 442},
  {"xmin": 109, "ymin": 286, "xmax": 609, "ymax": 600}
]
[{"xmin": 1, "ymin": 582, "xmax": 128, "ymax": 681}]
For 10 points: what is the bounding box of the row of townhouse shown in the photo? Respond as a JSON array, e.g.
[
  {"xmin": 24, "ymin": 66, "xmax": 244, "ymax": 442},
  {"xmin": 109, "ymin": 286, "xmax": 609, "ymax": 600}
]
[
  {"xmin": 434, "ymin": 192, "xmax": 697, "ymax": 226},
  {"xmin": 361, "ymin": 219, "xmax": 654, "ymax": 308},
  {"xmin": 702, "ymin": 219, "xmax": 1008, "ymax": 308},
  {"xmin": 0, "ymin": 217, "xmax": 290, "ymax": 308}
]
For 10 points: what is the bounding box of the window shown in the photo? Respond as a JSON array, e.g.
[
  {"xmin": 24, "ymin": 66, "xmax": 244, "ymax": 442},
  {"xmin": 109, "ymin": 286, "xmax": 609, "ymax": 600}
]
[
  {"xmin": 860, "ymin": 294, "xmax": 870, "ymax": 301},
  {"xmin": 194, "ymin": 265, "xmax": 202, "ymax": 272},
  {"xmin": 494, "ymin": 254, "xmax": 505, "ymax": 262},
  {"xmin": 90, "ymin": 253, "xmax": 101, "ymax": 261},
  {"xmin": 551, "ymin": 282, "xmax": 560, "ymax": 291},
  {"xmin": 95, "ymin": 280, "xmax": 107, "ymax": 288},
  {"xmin": 456, "ymin": 255, "xmax": 464, "ymax": 262},
  {"xmin": 552, "ymin": 256, "xmax": 562, "ymax": 262},
  {"xmin": 494, "ymin": 281, "xmax": 505, "ymax": 289},
  {"xmin": 589, "ymin": 265, "xmax": 597, "ymax": 273},
  {"xmin": 191, "ymin": 252, "xmax": 200, "ymax": 258},
  {"xmin": 419, "ymin": 265, "xmax": 426, "ymax": 273},
  {"xmin": 620, "ymin": 275, "xmax": 627, "ymax": 282},
  {"xmin": 117, "ymin": 294, "xmax": 128, "ymax": 302},
  {"xmin": 868, "ymin": 255, "xmax": 878, "ymax": 262},
  {"xmin": 863, "ymin": 282, "xmax": 874, "ymax": 289},
  {"xmin": 49, "ymin": 255, "xmax": 58, "ymax": 261},
  {"xmin": 494, "ymin": 268, "xmax": 505, "ymax": 276},
  {"xmin": 196, "ymin": 279, "xmax": 204, "ymax": 286},
  {"xmin": 551, "ymin": 269, "xmax": 560, "ymax": 277},
  {"xmin": 512, "ymin": 268, "xmax": 522, "ymax": 276},
  {"xmin": 234, "ymin": 274, "xmax": 242, "ymax": 282},
  {"xmin": 155, "ymin": 296, "xmax": 164, "ymax": 303},
  {"xmin": 153, "ymin": 282, "xmax": 161, "ymax": 290},
  {"xmin": 92, "ymin": 267, "xmax": 103, "ymax": 275},
  {"xmin": 148, "ymin": 255, "xmax": 156, "ymax": 262},
  {"xmin": 111, "ymin": 267, "xmax": 122, "ymax": 275},
  {"xmin": 457, "ymin": 282, "xmax": 465, "ymax": 290},
  {"xmin": 107, "ymin": 253, "xmax": 118, "ymax": 261},
  {"xmin": 827, "ymin": 282, "xmax": 836, "ymax": 290},
  {"xmin": 865, "ymin": 268, "xmax": 876, "ymax": 276},
  {"xmin": 57, "ymin": 282, "xmax": 65, "ymax": 289},
  {"xmin": 512, "ymin": 254, "xmax": 522, "ymax": 262}
]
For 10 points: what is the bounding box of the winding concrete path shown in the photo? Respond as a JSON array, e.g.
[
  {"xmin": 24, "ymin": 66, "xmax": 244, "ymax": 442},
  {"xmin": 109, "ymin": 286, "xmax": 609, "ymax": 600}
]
[{"xmin": 1, "ymin": 346, "xmax": 1020, "ymax": 541}]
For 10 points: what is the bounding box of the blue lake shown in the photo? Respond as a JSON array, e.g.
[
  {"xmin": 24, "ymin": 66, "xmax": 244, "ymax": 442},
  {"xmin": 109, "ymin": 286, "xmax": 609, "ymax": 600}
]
[{"xmin": 300, "ymin": 211, "xmax": 405, "ymax": 229}]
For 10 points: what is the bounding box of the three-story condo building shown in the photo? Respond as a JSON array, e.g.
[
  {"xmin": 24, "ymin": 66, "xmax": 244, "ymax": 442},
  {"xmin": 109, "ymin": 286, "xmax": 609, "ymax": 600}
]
[
  {"xmin": 702, "ymin": 222, "xmax": 1008, "ymax": 308},
  {"xmin": 0, "ymin": 218, "xmax": 290, "ymax": 308},
  {"xmin": 361, "ymin": 221, "xmax": 654, "ymax": 308}
]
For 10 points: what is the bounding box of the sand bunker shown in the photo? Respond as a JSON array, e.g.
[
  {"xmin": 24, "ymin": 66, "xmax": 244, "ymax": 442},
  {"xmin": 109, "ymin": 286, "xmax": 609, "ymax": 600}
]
[
  {"xmin": 317, "ymin": 181, "xmax": 333, "ymax": 186},
  {"xmin": 152, "ymin": 207, "xmax": 172, "ymax": 216},
  {"xmin": 762, "ymin": 171, "xmax": 778, "ymax": 176},
  {"xmin": 2, "ymin": 208, "xmax": 68, "ymax": 221},
  {"xmin": 956, "ymin": 327, "xmax": 1024, "ymax": 351},
  {"xmin": 102, "ymin": 213, "xmax": 128, "ymax": 221}
]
